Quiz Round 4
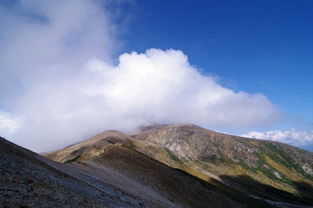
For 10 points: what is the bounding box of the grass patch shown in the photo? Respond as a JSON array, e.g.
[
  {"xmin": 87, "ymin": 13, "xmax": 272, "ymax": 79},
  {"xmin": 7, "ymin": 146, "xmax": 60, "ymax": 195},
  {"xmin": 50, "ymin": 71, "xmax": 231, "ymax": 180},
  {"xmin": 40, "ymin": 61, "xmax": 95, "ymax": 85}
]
[
  {"xmin": 164, "ymin": 148, "xmax": 181, "ymax": 162},
  {"xmin": 64, "ymin": 154, "xmax": 81, "ymax": 163},
  {"xmin": 265, "ymin": 143, "xmax": 311, "ymax": 179},
  {"xmin": 63, "ymin": 146, "xmax": 88, "ymax": 163}
]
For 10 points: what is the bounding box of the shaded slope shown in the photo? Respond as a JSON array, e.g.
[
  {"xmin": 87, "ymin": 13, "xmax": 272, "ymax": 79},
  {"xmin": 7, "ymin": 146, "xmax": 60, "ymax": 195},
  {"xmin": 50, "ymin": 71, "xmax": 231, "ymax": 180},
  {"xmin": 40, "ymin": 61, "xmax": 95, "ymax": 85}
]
[{"xmin": 0, "ymin": 136, "xmax": 145, "ymax": 208}]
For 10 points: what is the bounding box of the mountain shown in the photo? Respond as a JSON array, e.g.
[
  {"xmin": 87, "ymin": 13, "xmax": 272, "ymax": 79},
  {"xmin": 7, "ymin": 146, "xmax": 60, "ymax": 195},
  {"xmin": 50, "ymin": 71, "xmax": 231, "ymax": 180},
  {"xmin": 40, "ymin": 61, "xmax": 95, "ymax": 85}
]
[
  {"xmin": 1, "ymin": 131, "xmax": 263, "ymax": 208},
  {"xmin": 2, "ymin": 124, "xmax": 313, "ymax": 207},
  {"xmin": 44, "ymin": 130, "xmax": 264, "ymax": 208},
  {"xmin": 131, "ymin": 124, "xmax": 313, "ymax": 205},
  {"xmin": 46, "ymin": 124, "xmax": 313, "ymax": 207}
]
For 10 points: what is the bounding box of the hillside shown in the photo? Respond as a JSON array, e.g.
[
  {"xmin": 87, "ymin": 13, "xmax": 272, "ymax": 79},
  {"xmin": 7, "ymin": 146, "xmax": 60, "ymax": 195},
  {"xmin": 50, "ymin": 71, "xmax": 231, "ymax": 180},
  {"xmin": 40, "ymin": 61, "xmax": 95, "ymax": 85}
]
[
  {"xmin": 45, "ymin": 130, "xmax": 268, "ymax": 208},
  {"xmin": 2, "ymin": 131, "xmax": 266, "ymax": 208},
  {"xmin": 132, "ymin": 124, "xmax": 313, "ymax": 205},
  {"xmin": 47, "ymin": 124, "xmax": 313, "ymax": 207},
  {"xmin": 2, "ymin": 123, "xmax": 312, "ymax": 207},
  {"xmin": 0, "ymin": 136, "xmax": 147, "ymax": 208}
]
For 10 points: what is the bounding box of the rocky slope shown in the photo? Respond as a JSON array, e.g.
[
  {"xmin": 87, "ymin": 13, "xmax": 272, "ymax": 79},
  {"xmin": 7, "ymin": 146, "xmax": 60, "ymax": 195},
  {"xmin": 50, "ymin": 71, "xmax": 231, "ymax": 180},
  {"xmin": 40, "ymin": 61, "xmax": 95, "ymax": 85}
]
[
  {"xmin": 132, "ymin": 124, "xmax": 313, "ymax": 206},
  {"xmin": 47, "ymin": 124, "xmax": 313, "ymax": 207},
  {"xmin": 0, "ymin": 136, "xmax": 146, "ymax": 208}
]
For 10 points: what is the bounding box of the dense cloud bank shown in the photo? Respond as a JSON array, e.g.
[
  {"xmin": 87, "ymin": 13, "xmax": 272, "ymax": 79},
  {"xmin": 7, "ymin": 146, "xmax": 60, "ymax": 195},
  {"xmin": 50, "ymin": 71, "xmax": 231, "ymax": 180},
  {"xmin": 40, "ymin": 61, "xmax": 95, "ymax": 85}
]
[{"xmin": 0, "ymin": 0, "xmax": 280, "ymax": 152}]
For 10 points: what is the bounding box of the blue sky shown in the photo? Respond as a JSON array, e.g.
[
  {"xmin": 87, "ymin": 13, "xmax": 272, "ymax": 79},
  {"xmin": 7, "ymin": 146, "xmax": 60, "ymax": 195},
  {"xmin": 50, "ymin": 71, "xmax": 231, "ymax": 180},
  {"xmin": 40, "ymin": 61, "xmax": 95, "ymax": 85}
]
[
  {"xmin": 123, "ymin": 0, "xmax": 313, "ymax": 131},
  {"xmin": 0, "ymin": 0, "xmax": 312, "ymax": 152}
]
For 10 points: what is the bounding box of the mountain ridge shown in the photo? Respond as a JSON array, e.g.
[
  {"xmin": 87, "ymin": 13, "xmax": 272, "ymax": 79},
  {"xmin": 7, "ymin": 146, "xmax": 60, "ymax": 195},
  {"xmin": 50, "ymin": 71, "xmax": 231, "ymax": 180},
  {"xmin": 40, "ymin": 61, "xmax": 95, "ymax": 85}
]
[{"xmin": 2, "ymin": 123, "xmax": 313, "ymax": 207}]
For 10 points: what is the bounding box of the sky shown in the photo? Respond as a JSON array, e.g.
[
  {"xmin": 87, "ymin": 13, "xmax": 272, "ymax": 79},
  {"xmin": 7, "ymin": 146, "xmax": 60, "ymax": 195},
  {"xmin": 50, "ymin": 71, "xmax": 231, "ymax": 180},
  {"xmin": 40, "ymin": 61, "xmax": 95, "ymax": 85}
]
[{"xmin": 0, "ymin": 0, "xmax": 312, "ymax": 152}]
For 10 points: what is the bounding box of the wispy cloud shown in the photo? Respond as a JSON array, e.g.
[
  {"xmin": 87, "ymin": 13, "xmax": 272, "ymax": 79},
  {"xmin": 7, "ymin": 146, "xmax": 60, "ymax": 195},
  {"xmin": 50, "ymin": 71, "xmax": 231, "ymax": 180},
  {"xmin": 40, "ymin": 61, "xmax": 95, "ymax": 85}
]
[
  {"xmin": 0, "ymin": 0, "xmax": 281, "ymax": 152},
  {"xmin": 242, "ymin": 129, "xmax": 313, "ymax": 146}
]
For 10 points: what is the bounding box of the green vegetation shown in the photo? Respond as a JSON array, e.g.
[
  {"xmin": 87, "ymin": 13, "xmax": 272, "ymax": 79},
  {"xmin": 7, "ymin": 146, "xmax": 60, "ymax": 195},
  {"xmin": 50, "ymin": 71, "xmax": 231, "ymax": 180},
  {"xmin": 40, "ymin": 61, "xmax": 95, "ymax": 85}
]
[
  {"xmin": 71, "ymin": 146, "xmax": 88, "ymax": 156},
  {"xmin": 165, "ymin": 148, "xmax": 181, "ymax": 162},
  {"xmin": 266, "ymin": 143, "xmax": 311, "ymax": 179},
  {"xmin": 252, "ymin": 153, "xmax": 279, "ymax": 181},
  {"xmin": 236, "ymin": 159, "xmax": 254, "ymax": 171},
  {"xmin": 64, "ymin": 154, "xmax": 81, "ymax": 163},
  {"xmin": 63, "ymin": 146, "xmax": 88, "ymax": 163}
]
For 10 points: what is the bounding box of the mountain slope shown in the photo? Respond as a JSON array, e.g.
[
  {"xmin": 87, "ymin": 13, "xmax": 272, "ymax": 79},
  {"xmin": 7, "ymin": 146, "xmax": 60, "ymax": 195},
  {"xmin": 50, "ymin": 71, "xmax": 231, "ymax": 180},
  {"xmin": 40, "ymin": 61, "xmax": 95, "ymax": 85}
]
[
  {"xmin": 131, "ymin": 124, "xmax": 313, "ymax": 206},
  {"xmin": 2, "ymin": 132, "xmax": 268, "ymax": 208},
  {"xmin": 46, "ymin": 130, "xmax": 268, "ymax": 208},
  {"xmin": 42, "ymin": 123, "xmax": 313, "ymax": 207},
  {"xmin": 0, "ymin": 136, "xmax": 150, "ymax": 208},
  {"xmin": 4, "ymin": 123, "xmax": 312, "ymax": 207}
]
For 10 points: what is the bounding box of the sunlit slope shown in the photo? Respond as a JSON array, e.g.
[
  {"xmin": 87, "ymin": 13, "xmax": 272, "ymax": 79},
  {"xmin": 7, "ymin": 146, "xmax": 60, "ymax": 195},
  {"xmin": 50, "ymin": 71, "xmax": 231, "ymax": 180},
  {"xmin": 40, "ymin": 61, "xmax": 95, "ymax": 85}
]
[{"xmin": 132, "ymin": 124, "xmax": 313, "ymax": 205}]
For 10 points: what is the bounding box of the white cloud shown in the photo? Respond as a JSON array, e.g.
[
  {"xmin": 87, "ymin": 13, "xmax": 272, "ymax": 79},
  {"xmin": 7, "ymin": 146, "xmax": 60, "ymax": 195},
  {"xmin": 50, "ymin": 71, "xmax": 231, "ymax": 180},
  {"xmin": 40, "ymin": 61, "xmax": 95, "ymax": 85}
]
[
  {"xmin": 0, "ymin": 112, "xmax": 19, "ymax": 136},
  {"xmin": 0, "ymin": 0, "xmax": 281, "ymax": 152},
  {"xmin": 242, "ymin": 129, "xmax": 313, "ymax": 146},
  {"xmin": 0, "ymin": 0, "xmax": 115, "ymax": 100}
]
